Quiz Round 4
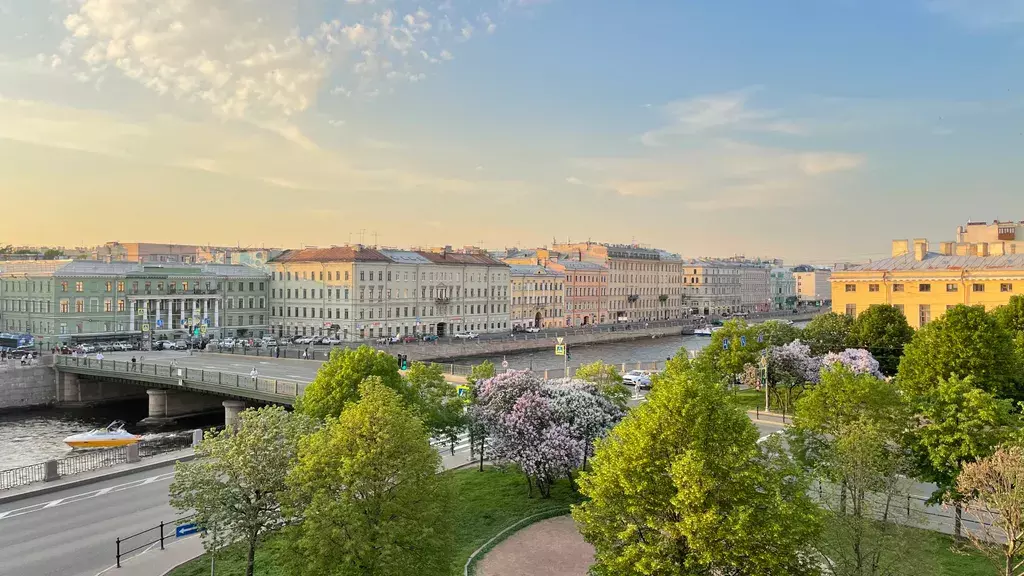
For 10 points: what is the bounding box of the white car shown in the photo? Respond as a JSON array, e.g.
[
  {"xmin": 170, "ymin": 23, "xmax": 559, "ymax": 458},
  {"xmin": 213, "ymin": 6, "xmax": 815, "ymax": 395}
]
[
  {"xmin": 525, "ymin": 326, "xmax": 541, "ymax": 333},
  {"xmin": 219, "ymin": 339, "xmax": 236, "ymax": 349},
  {"xmin": 453, "ymin": 332, "xmax": 479, "ymax": 340},
  {"xmin": 622, "ymin": 370, "xmax": 651, "ymax": 386}
]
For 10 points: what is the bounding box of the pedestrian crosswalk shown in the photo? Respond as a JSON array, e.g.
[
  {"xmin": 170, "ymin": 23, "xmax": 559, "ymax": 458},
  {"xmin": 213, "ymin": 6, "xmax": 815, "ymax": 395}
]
[{"xmin": 431, "ymin": 432, "xmax": 473, "ymax": 455}]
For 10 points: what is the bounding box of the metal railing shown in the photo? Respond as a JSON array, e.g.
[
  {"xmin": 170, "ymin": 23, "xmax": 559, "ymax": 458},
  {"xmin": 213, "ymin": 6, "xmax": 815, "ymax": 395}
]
[
  {"xmin": 58, "ymin": 446, "xmax": 129, "ymax": 477},
  {"xmin": 115, "ymin": 515, "xmax": 196, "ymax": 567},
  {"xmin": 0, "ymin": 464, "xmax": 46, "ymax": 491}
]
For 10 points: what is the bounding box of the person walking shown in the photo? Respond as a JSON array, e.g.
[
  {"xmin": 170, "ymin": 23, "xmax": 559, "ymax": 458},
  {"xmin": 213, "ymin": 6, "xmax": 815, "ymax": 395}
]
[
  {"xmin": 250, "ymin": 367, "xmax": 258, "ymax": 384},
  {"xmin": 131, "ymin": 356, "xmax": 137, "ymax": 371}
]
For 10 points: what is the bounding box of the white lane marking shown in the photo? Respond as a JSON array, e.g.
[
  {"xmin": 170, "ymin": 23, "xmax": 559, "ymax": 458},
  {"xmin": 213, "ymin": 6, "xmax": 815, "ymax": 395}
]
[{"xmin": 0, "ymin": 472, "xmax": 175, "ymax": 521}]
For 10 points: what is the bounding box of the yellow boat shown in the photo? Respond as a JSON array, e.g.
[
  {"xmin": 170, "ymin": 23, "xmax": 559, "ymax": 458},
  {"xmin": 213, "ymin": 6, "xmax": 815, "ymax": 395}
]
[{"xmin": 64, "ymin": 420, "xmax": 142, "ymax": 449}]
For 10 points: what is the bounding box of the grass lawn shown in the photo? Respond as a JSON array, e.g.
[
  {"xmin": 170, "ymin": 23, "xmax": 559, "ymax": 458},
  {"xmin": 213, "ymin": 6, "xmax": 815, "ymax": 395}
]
[
  {"xmin": 167, "ymin": 467, "xmax": 583, "ymax": 576},
  {"xmin": 729, "ymin": 387, "xmax": 765, "ymax": 412}
]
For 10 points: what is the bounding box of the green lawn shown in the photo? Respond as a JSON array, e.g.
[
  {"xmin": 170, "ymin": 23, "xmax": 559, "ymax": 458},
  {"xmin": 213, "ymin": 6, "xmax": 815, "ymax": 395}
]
[
  {"xmin": 729, "ymin": 387, "xmax": 765, "ymax": 412},
  {"xmin": 167, "ymin": 467, "xmax": 583, "ymax": 576}
]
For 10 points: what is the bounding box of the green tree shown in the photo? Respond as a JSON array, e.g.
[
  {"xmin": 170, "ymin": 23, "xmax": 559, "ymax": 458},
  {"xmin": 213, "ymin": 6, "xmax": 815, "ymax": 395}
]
[
  {"xmin": 169, "ymin": 406, "xmax": 315, "ymax": 576},
  {"xmin": 957, "ymin": 445, "xmax": 1024, "ymax": 576},
  {"xmin": 993, "ymin": 295, "xmax": 1024, "ymax": 336},
  {"xmin": 573, "ymin": 360, "xmax": 630, "ymax": 409},
  {"xmin": 759, "ymin": 319, "xmax": 803, "ymax": 347},
  {"xmin": 41, "ymin": 248, "xmax": 64, "ymax": 260},
  {"xmin": 897, "ymin": 304, "xmax": 1018, "ymax": 399},
  {"xmin": 802, "ymin": 312, "xmax": 854, "ymax": 356},
  {"xmin": 285, "ymin": 381, "xmax": 455, "ymax": 576},
  {"xmin": 849, "ymin": 304, "xmax": 914, "ymax": 376},
  {"xmin": 295, "ymin": 345, "xmax": 411, "ymax": 419},
  {"xmin": 907, "ymin": 375, "xmax": 1019, "ymax": 538},
  {"xmin": 703, "ymin": 319, "xmax": 762, "ymax": 380},
  {"xmin": 466, "ymin": 360, "xmax": 496, "ymax": 466},
  {"xmin": 573, "ymin": 364, "xmax": 821, "ymax": 576},
  {"xmin": 466, "ymin": 360, "xmax": 496, "ymax": 387},
  {"xmin": 405, "ymin": 361, "xmax": 466, "ymax": 453}
]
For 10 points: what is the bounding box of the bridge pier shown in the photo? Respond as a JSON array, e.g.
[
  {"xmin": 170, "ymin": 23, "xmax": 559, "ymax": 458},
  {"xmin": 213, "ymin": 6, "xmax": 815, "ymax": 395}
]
[
  {"xmin": 139, "ymin": 388, "xmax": 226, "ymax": 425},
  {"xmin": 55, "ymin": 371, "xmax": 147, "ymax": 407},
  {"xmin": 223, "ymin": 400, "xmax": 246, "ymax": 430}
]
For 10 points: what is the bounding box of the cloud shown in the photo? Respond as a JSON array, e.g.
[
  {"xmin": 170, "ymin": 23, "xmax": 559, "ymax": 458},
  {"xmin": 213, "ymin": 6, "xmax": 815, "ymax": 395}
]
[
  {"xmin": 570, "ymin": 139, "xmax": 863, "ymax": 209},
  {"xmin": 925, "ymin": 0, "xmax": 1024, "ymax": 28},
  {"xmin": 328, "ymin": 119, "xmax": 346, "ymax": 127},
  {"xmin": 640, "ymin": 88, "xmax": 805, "ymax": 147}
]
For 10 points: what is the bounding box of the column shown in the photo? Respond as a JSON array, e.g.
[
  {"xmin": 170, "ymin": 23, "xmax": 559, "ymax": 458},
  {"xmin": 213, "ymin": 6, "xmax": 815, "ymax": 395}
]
[
  {"xmin": 223, "ymin": 400, "xmax": 245, "ymax": 430},
  {"xmin": 156, "ymin": 300, "xmax": 162, "ymax": 331},
  {"xmin": 215, "ymin": 299, "xmax": 220, "ymax": 328},
  {"xmin": 180, "ymin": 298, "xmax": 185, "ymax": 329},
  {"xmin": 192, "ymin": 297, "xmax": 199, "ymax": 321},
  {"xmin": 146, "ymin": 389, "xmax": 168, "ymax": 420},
  {"xmin": 129, "ymin": 301, "xmax": 136, "ymax": 331},
  {"xmin": 202, "ymin": 298, "xmax": 208, "ymax": 323}
]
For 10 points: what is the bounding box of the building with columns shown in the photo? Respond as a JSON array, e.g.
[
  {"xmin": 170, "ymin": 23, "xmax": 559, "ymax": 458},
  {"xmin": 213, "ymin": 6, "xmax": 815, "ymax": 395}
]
[
  {"xmin": 268, "ymin": 246, "xmax": 511, "ymax": 341},
  {"xmin": 0, "ymin": 260, "xmax": 270, "ymax": 349},
  {"xmin": 508, "ymin": 265, "xmax": 565, "ymax": 329}
]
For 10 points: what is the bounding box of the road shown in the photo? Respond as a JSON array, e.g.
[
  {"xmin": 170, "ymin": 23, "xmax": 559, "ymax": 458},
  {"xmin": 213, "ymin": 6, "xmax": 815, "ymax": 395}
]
[{"xmin": 103, "ymin": 349, "xmax": 322, "ymax": 384}]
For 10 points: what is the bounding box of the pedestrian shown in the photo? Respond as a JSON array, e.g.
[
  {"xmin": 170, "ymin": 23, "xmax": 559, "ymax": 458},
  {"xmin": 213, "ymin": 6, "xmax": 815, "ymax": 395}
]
[
  {"xmin": 304, "ymin": 347, "xmax": 309, "ymax": 360},
  {"xmin": 96, "ymin": 352, "xmax": 104, "ymax": 362},
  {"xmin": 131, "ymin": 356, "xmax": 137, "ymax": 371},
  {"xmin": 250, "ymin": 367, "xmax": 258, "ymax": 384}
]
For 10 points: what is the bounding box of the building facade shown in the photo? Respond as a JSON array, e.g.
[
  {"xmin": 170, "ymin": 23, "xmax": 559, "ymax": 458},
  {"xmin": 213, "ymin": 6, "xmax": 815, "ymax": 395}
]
[
  {"xmin": 0, "ymin": 261, "xmax": 270, "ymax": 348},
  {"xmin": 546, "ymin": 260, "xmax": 608, "ymax": 326},
  {"xmin": 792, "ymin": 267, "xmax": 832, "ymax": 304},
  {"xmin": 832, "ymin": 239, "xmax": 1024, "ymax": 329},
  {"xmin": 508, "ymin": 265, "xmax": 565, "ymax": 329},
  {"xmin": 770, "ymin": 268, "xmax": 798, "ymax": 310},
  {"xmin": 957, "ymin": 220, "xmax": 1024, "ymax": 254},
  {"xmin": 268, "ymin": 246, "xmax": 510, "ymax": 340},
  {"xmin": 683, "ymin": 261, "xmax": 743, "ymax": 316},
  {"xmin": 553, "ymin": 242, "xmax": 684, "ymax": 323}
]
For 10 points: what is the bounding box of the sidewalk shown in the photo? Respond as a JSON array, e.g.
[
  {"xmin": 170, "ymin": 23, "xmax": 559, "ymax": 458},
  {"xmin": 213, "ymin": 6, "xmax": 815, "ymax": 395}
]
[
  {"xmin": 0, "ymin": 448, "xmax": 195, "ymax": 505},
  {"xmin": 96, "ymin": 533, "xmax": 205, "ymax": 576},
  {"xmin": 745, "ymin": 409, "xmax": 792, "ymax": 426}
]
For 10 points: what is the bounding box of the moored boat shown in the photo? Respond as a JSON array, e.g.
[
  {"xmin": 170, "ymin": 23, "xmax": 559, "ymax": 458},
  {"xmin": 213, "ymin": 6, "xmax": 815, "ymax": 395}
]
[{"xmin": 64, "ymin": 420, "xmax": 141, "ymax": 449}]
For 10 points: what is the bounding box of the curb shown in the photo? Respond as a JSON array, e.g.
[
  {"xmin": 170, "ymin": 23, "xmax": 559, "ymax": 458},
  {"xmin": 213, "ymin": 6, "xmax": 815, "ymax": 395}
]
[{"xmin": 0, "ymin": 454, "xmax": 195, "ymax": 505}]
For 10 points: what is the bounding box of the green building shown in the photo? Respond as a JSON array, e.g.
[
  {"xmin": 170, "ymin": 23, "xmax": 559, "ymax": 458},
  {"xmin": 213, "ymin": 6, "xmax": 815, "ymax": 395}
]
[{"xmin": 0, "ymin": 260, "xmax": 270, "ymax": 349}]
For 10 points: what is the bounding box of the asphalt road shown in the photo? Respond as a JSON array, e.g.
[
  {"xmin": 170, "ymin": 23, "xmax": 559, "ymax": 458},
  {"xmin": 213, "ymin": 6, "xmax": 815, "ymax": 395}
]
[{"xmin": 103, "ymin": 349, "xmax": 322, "ymax": 383}]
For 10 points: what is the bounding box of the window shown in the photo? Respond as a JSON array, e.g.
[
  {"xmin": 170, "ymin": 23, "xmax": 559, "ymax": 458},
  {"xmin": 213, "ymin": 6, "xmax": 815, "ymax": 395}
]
[
  {"xmin": 105, "ymin": 282, "xmax": 112, "ymax": 292},
  {"xmin": 104, "ymin": 299, "xmax": 112, "ymax": 312},
  {"xmin": 75, "ymin": 300, "xmax": 84, "ymax": 313},
  {"xmin": 946, "ymin": 284, "xmax": 958, "ymax": 292},
  {"xmin": 75, "ymin": 282, "xmax": 83, "ymax": 292},
  {"xmin": 60, "ymin": 300, "xmax": 69, "ymax": 313},
  {"xmin": 118, "ymin": 300, "xmax": 125, "ymax": 312},
  {"xmin": 868, "ymin": 284, "xmax": 879, "ymax": 292},
  {"xmin": 61, "ymin": 281, "xmax": 68, "ymax": 292},
  {"xmin": 1002, "ymin": 283, "xmax": 1013, "ymax": 292},
  {"xmin": 972, "ymin": 284, "xmax": 985, "ymax": 292},
  {"xmin": 919, "ymin": 304, "xmax": 931, "ymax": 326},
  {"xmin": 919, "ymin": 284, "xmax": 931, "ymax": 292},
  {"xmin": 844, "ymin": 303, "xmax": 857, "ymax": 317},
  {"xmin": 259, "ymin": 282, "xmax": 264, "ymax": 291},
  {"xmin": 892, "ymin": 284, "xmax": 904, "ymax": 292}
]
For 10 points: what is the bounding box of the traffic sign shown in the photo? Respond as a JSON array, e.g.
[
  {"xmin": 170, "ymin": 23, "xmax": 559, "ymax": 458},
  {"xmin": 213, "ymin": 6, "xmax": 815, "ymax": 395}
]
[
  {"xmin": 202, "ymin": 318, "xmax": 210, "ymax": 326},
  {"xmin": 156, "ymin": 319, "xmax": 164, "ymax": 329},
  {"xmin": 185, "ymin": 318, "xmax": 194, "ymax": 328},
  {"xmin": 501, "ymin": 359, "xmax": 509, "ymax": 369},
  {"xmin": 175, "ymin": 523, "xmax": 198, "ymax": 538},
  {"xmin": 556, "ymin": 336, "xmax": 564, "ymax": 344},
  {"xmin": 555, "ymin": 344, "xmax": 566, "ymax": 356},
  {"xmin": 456, "ymin": 385, "xmax": 470, "ymax": 397},
  {"xmin": 200, "ymin": 325, "xmax": 207, "ymax": 335},
  {"xmin": 141, "ymin": 324, "xmax": 150, "ymax": 332}
]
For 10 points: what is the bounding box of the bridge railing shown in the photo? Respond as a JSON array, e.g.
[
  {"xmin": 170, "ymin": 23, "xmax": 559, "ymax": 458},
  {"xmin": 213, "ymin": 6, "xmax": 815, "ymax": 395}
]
[{"xmin": 53, "ymin": 356, "xmax": 303, "ymax": 399}]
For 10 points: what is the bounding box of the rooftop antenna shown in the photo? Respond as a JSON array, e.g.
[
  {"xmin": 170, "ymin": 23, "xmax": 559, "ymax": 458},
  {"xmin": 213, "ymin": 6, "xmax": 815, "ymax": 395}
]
[
  {"xmin": 373, "ymin": 231, "xmax": 379, "ymax": 247},
  {"xmin": 358, "ymin": 229, "xmax": 366, "ymax": 245}
]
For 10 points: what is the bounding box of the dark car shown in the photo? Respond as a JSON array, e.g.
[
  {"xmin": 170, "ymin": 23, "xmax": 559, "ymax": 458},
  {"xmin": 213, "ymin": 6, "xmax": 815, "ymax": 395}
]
[{"xmin": 422, "ymin": 334, "xmax": 438, "ymax": 342}]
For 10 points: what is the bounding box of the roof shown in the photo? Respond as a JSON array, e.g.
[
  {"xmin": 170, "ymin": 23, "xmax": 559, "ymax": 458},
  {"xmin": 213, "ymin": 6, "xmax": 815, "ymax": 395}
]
[
  {"xmin": 414, "ymin": 251, "xmax": 508, "ymax": 267},
  {"xmin": 0, "ymin": 259, "xmax": 73, "ymax": 276},
  {"xmin": 53, "ymin": 261, "xmax": 141, "ymax": 277},
  {"xmin": 270, "ymin": 246, "xmax": 391, "ymax": 263},
  {"xmin": 48, "ymin": 261, "xmax": 269, "ymax": 278},
  {"xmin": 378, "ymin": 250, "xmax": 435, "ymax": 265},
  {"xmin": 508, "ymin": 265, "xmax": 563, "ymax": 277},
  {"xmin": 846, "ymin": 252, "xmax": 1024, "ymax": 272},
  {"xmin": 556, "ymin": 261, "xmax": 607, "ymax": 271}
]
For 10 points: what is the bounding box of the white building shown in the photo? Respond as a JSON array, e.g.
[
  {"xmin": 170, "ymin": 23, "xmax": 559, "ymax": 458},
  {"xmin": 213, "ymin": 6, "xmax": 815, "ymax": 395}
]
[
  {"xmin": 770, "ymin": 268, "xmax": 798, "ymax": 310},
  {"xmin": 269, "ymin": 246, "xmax": 510, "ymax": 341}
]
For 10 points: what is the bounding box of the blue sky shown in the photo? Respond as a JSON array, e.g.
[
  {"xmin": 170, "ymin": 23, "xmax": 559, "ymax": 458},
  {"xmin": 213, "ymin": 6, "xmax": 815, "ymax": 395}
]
[{"xmin": 0, "ymin": 0, "xmax": 1021, "ymax": 263}]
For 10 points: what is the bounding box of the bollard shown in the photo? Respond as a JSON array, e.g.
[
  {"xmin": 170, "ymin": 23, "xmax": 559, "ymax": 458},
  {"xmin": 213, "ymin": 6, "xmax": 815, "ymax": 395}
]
[
  {"xmin": 43, "ymin": 460, "xmax": 59, "ymax": 482},
  {"xmin": 192, "ymin": 428, "xmax": 203, "ymax": 447},
  {"xmin": 126, "ymin": 443, "xmax": 141, "ymax": 463}
]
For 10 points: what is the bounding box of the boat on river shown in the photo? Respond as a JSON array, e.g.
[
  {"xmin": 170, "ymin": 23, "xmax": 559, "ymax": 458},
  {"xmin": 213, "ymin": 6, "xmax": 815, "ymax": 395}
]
[
  {"xmin": 694, "ymin": 326, "xmax": 715, "ymax": 336},
  {"xmin": 64, "ymin": 421, "xmax": 141, "ymax": 449}
]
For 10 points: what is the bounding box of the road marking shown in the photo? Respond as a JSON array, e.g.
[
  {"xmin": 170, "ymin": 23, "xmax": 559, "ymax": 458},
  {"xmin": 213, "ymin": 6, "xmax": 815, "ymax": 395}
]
[{"xmin": 0, "ymin": 471, "xmax": 176, "ymax": 522}]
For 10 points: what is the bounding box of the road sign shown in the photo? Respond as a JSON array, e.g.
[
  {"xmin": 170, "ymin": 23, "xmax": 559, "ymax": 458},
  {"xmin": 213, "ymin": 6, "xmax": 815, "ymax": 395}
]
[
  {"xmin": 556, "ymin": 336, "xmax": 564, "ymax": 344},
  {"xmin": 156, "ymin": 319, "xmax": 164, "ymax": 328},
  {"xmin": 501, "ymin": 359, "xmax": 509, "ymax": 369},
  {"xmin": 185, "ymin": 318, "xmax": 194, "ymax": 328},
  {"xmin": 555, "ymin": 344, "xmax": 566, "ymax": 356},
  {"xmin": 202, "ymin": 318, "xmax": 210, "ymax": 326},
  {"xmin": 141, "ymin": 324, "xmax": 150, "ymax": 332},
  {"xmin": 456, "ymin": 385, "xmax": 470, "ymax": 397},
  {"xmin": 200, "ymin": 325, "xmax": 207, "ymax": 335},
  {"xmin": 175, "ymin": 523, "xmax": 198, "ymax": 538}
]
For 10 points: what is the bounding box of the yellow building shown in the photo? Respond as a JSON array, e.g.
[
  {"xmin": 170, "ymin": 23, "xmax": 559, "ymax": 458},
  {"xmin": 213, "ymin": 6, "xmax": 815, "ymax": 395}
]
[
  {"xmin": 831, "ymin": 239, "xmax": 1024, "ymax": 329},
  {"xmin": 508, "ymin": 265, "xmax": 565, "ymax": 329}
]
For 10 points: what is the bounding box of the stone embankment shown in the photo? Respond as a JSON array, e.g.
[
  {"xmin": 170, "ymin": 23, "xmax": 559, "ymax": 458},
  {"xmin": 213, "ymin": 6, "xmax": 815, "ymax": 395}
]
[{"xmin": 0, "ymin": 360, "xmax": 56, "ymax": 412}]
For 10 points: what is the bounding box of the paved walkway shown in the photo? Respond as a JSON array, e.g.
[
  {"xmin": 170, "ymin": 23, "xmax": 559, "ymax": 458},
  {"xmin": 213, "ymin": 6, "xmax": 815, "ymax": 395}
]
[
  {"xmin": 98, "ymin": 534, "xmax": 204, "ymax": 576},
  {"xmin": 475, "ymin": 516, "xmax": 593, "ymax": 576}
]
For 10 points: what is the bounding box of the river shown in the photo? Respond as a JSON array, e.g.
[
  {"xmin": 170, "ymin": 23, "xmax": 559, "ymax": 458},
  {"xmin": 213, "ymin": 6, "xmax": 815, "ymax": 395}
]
[{"xmin": 0, "ymin": 320, "xmax": 807, "ymax": 470}]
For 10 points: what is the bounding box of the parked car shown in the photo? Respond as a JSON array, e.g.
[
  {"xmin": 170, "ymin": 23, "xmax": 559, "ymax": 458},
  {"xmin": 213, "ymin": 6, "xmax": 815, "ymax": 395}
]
[
  {"xmin": 173, "ymin": 340, "xmax": 188, "ymax": 350},
  {"xmin": 401, "ymin": 335, "xmax": 418, "ymax": 343},
  {"xmin": 524, "ymin": 326, "xmax": 541, "ymax": 333},
  {"xmin": 324, "ymin": 336, "xmax": 342, "ymax": 345},
  {"xmin": 218, "ymin": 338, "xmax": 235, "ymax": 349},
  {"xmin": 453, "ymin": 332, "xmax": 479, "ymax": 340},
  {"xmin": 622, "ymin": 370, "xmax": 649, "ymax": 385},
  {"xmin": 262, "ymin": 338, "xmax": 279, "ymax": 347},
  {"xmin": 422, "ymin": 334, "xmax": 438, "ymax": 342}
]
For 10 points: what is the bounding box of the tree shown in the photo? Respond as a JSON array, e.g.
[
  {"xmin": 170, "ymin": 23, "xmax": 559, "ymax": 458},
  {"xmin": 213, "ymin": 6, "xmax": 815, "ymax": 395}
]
[
  {"xmin": 169, "ymin": 406, "xmax": 315, "ymax": 576},
  {"xmin": 285, "ymin": 381, "xmax": 455, "ymax": 576},
  {"xmin": 41, "ymin": 248, "xmax": 64, "ymax": 260},
  {"xmin": 993, "ymin": 295, "xmax": 1024, "ymax": 336},
  {"xmin": 574, "ymin": 364, "xmax": 821, "ymax": 575},
  {"xmin": 466, "ymin": 360, "xmax": 497, "ymax": 467},
  {"xmin": 766, "ymin": 340, "xmax": 821, "ymax": 411},
  {"xmin": 703, "ymin": 319, "xmax": 763, "ymax": 380},
  {"xmin": 295, "ymin": 345, "xmax": 411, "ymax": 419},
  {"xmin": 907, "ymin": 375, "xmax": 1018, "ymax": 538},
  {"xmin": 957, "ymin": 445, "xmax": 1024, "ymax": 576},
  {"xmin": 849, "ymin": 304, "xmax": 914, "ymax": 376},
  {"xmin": 466, "ymin": 360, "xmax": 496, "ymax": 387},
  {"xmin": 821, "ymin": 349, "xmax": 884, "ymax": 379},
  {"xmin": 897, "ymin": 304, "xmax": 1019, "ymax": 399},
  {"xmin": 405, "ymin": 362, "xmax": 465, "ymax": 454},
  {"xmin": 802, "ymin": 312, "xmax": 854, "ymax": 356},
  {"xmin": 759, "ymin": 319, "xmax": 804, "ymax": 347},
  {"xmin": 573, "ymin": 361, "xmax": 630, "ymax": 410},
  {"xmin": 545, "ymin": 379, "xmax": 624, "ymax": 472}
]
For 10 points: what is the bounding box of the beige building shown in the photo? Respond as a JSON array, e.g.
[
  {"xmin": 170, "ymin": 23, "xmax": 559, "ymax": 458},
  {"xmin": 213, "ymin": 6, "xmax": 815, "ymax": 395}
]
[
  {"xmin": 553, "ymin": 243, "xmax": 684, "ymax": 323},
  {"xmin": 684, "ymin": 261, "xmax": 742, "ymax": 316},
  {"xmin": 547, "ymin": 260, "xmax": 609, "ymax": 326},
  {"xmin": 957, "ymin": 220, "xmax": 1024, "ymax": 254},
  {"xmin": 793, "ymin": 267, "xmax": 832, "ymax": 303},
  {"xmin": 269, "ymin": 246, "xmax": 510, "ymax": 341},
  {"xmin": 508, "ymin": 265, "xmax": 565, "ymax": 329},
  {"xmin": 832, "ymin": 239, "xmax": 1024, "ymax": 329}
]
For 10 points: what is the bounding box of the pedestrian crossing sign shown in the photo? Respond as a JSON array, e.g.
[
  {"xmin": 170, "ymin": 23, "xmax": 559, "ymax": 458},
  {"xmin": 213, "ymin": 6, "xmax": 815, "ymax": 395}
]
[
  {"xmin": 141, "ymin": 324, "xmax": 150, "ymax": 332},
  {"xmin": 456, "ymin": 385, "xmax": 470, "ymax": 398},
  {"xmin": 555, "ymin": 344, "xmax": 566, "ymax": 356}
]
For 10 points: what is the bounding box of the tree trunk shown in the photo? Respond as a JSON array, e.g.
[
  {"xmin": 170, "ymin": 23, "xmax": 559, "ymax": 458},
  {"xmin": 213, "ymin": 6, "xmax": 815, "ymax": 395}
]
[
  {"xmin": 954, "ymin": 502, "xmax": 963, "ymax": 540},
  {"xmin": 526, "ymin": 473, "xmax": 533, "ymax": 497},
  {"xmin": 469, "ymin": 428, "xmax": 475, "ymax": 459},
  {"xmin": 246, "ymin": 534, "xmax": 257, "ymax": 576},
  {"xmin": 478, "ymin": 437, "xmax": 485, "ymax": 472}
]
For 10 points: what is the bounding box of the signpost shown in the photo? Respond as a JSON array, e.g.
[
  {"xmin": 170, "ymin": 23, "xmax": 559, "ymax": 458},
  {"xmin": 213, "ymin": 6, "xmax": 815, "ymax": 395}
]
[
  {"xmin": 141, "ymin": 324, "xmax": 150, "ymax": 333},
  {"xmin": 175, "ymin": 523, "xmax": 198, "ymax": 538},
  {"xmin": 555, "ymin": 345, "xmax": 566, "ymax": 356},
  {"xmin": 555, "ymin": 336, "xmax": 568, "ymax": 377}
]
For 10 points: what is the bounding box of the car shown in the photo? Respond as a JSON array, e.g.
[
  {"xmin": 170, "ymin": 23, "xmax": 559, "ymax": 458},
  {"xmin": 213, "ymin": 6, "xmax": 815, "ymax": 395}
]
[
  {"xmin": 422, "ymin": 334, "xmax": 438, "ymax": 342},
  {"xmin": 262, "ymin": 338, "xmax": 279, "ymax": 347},
  {"xmin": 622, "ymin": 370, "xmax": 651, "ymax": 386},
  {"xmin": 218, "ymin": 338, "xmax": 236, "ymax": 349},
  {"xmin": 174, "ymin": 340, "xmax": 188, "ymax": 350},
  {"xmin": 402, "ymin": 335, "xmax": 418, "ymax": 343},
  {"xmin": 524, "ymin": 326, "xmax": 541, "ymax": 333},
  {"xmin": 453, "ymin": 332, "xmax": 479, "ymax": 340}
]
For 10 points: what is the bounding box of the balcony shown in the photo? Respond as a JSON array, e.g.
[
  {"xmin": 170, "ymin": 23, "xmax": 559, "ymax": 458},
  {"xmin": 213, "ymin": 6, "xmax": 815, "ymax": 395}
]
[
  {"xmin": 627, "ymin": 294, "xmax": 639, "ymax": 303},
  {"xmin": 435, "ymin": 296, "xmax": 451, "ymax": 305},
  {"xmin": 659, "ymin": 294, "xmax": 669, "ymax": 302}
]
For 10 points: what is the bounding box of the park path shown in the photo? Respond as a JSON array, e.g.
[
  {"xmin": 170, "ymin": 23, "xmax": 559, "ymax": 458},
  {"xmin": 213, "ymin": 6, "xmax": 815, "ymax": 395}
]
[{"xmin": 475, "ymin": 515, "xmax": 594, "ymax": 576}]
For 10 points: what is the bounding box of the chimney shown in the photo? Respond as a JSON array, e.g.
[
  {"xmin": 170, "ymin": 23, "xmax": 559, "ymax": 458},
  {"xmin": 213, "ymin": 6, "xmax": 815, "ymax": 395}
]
[
  {"xmin": 938, "ymin": 242, "xmax": 954, "ymax": 256},
  {"xmin": 991, "ymin": 242, "xmax": 1006, "ymax": 256},
  {"xmin": 891, "ymin": 239, "xmax": 910, "ymax": 258},
  {"xmin": 974, "ymin": 242, "xmax": 990, "ymax": 257},
  {"xmin": 912, "ymin": 239, "xmax": 928, "ymax": 262},
  {"xmin": 955, "ymin": 243, "xmax": 971, "ymax": 256}
]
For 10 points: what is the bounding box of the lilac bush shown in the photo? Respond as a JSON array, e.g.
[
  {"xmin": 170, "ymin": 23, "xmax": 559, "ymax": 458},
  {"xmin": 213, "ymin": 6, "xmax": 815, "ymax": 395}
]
[
  {"xmin": 768, "ymin": 340, "xmax": 821, "ymax": 385},
  {"xmin": 821, "ymin": 348, "xmax": 884, "ymax": 379}
]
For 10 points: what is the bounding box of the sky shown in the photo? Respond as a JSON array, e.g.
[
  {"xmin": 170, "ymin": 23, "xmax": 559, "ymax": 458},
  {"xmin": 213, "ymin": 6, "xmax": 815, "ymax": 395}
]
[{"xmin": 0, "ymin": 0, "xmax": 1022, "ymax": 264}]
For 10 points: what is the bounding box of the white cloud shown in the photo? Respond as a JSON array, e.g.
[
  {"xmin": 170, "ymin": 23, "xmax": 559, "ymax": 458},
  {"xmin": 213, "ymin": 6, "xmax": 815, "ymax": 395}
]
[
  {"xmin": 328, "ymin": 119, "xmax": 346, "ymax": 127},
  {"xmin": 565, "ymin": 176, "xmax": 584, "ymax": 185},
  {"xmin": 926, "ymin": 0, "xmax": 1024, "ymax": 28},
  {"xmin": 640, "ymin": 88, "xmax": 804, "ymax": 147}
]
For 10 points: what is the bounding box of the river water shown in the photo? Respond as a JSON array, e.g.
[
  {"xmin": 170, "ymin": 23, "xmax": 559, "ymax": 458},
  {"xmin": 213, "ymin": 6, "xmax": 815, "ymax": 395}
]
[{"xmin": 0, "ymin": 320, "xmax": 807, "ymax": 469}]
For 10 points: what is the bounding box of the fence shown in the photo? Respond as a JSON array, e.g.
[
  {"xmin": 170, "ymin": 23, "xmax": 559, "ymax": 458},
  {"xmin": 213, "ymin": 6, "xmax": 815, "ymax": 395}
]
[
  {"xmin": 0, "ymin": 435, "xmax": 197, "ymax": 492},
  {"xmin": 115, "ymin": 515, "xmax": 196, "ymax": 567}
]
